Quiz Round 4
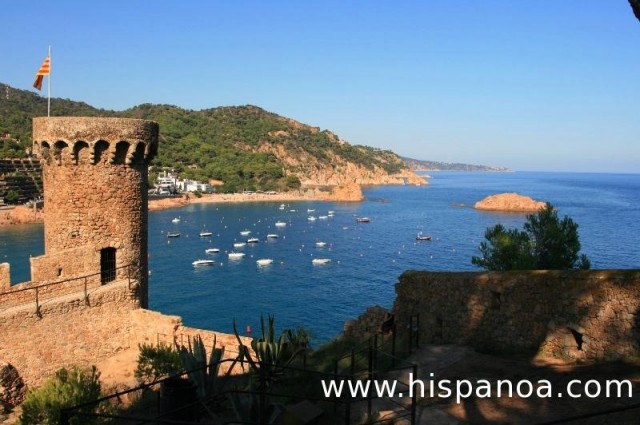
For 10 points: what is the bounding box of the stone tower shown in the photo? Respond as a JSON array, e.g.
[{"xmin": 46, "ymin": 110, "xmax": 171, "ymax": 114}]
[{"xmin": 30, "ymin": 117, "xmax": 158, "ymax": 308}]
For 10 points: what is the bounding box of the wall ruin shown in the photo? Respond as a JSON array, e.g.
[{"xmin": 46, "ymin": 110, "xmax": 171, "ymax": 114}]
[{"xmin": 394, "ymin": 269, "xmax": 640, "ymax": 362}]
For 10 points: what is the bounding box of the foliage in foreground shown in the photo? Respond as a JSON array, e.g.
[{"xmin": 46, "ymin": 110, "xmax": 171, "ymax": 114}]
[
  {"xmin": 134, "ymin": 342, "xmax": 183, "ymax": 384},
  {"xmin": 472, "ymin": 203, "xmax": 591, "ymax": 271},
  {"xmin": 19, "ymin": 366, "xmax": 103, "ymax": 425}
]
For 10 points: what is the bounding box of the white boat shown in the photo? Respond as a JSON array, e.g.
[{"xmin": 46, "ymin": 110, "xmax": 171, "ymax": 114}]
[
  {"xmin": 266, "ymin": 234, "xmax": 279, "ymax": 239},
  {"xmin": 192, "ymin": 259, "xmax": 215, "ymax": 267},
  {"xmin": 315, "ymin": 241, "xmax": 327, "ymax": 248},
  {"xmin": 247, "ymin": 237, "xmax": 260, "ymax": 244},
  {"xmin": 278, "ymin": 204, "xmax": 286, "ymax": 210},
  {"xmin": 307, "ymin": 216, "xmax": 317, "ymax": 221},
  {"xmin": 256, "ymin": 258, "xmax": 273, "ymax": 266},
  {"xmin": 307, "ymin": 208, "xmax": 315, "ymax": 213},
  {"xmin": 319, "ymin": 215, "xmax": 328, "ymax": 220},
  {"xmin": 240, "ymin": 229, "xmax": 251, "ymax": 236},
  {"xmin": 171, "ymin": 217, "xmax": 181, "ymax": 223},
  {"xmin": 312, "ymin": 258, "xmax": 331, "ymax": 265},
  {"xmin": 328, "ymin": 210, "xmax": 335, "ymax": 215},
  {"xmin": 228, "ymin": 252, "xmax": 246, "ymax": 259},
  {"xmin": 199, "ymin": 231, "xmax": 213, "ymax": 237},
  {"xmin": 275, "ymin": 221, "xmax": 287, "ymax": 227},
  {"xmin": 205, "ymin": 248, "xmax": 220, "ymax": 254},
  {"xmin": 233, "ymin": 242, "xmax": 246, "ymax": 248},
  {"xmin": 167, "ymin": 232, "xmax": 181, "ymax": 238}
]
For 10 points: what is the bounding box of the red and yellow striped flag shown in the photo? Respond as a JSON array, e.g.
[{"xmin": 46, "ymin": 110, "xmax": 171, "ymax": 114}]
[{"xmin": 33, "ymin": 55, "xmax": 50, "ymax": 90}]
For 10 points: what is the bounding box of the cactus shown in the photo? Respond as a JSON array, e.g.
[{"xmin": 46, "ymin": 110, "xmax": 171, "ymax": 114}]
[
  {"xmin": 176, "ymin": 335, "xmax": 224, "ymax": 399},
  {"xmin": 233, "ymin": 315, "xmax": 304, "ymax": 390}
]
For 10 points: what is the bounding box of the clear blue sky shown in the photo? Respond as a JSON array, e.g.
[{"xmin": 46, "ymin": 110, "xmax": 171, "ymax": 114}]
[{"xmin": 3, "ymin": 1, "xmax": 639, "ymax": 172}]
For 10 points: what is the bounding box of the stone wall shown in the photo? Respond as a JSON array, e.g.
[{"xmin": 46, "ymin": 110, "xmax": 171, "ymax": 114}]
[
  {"xmin": 0, "ymin": 280, "xmax": 251, "ymax": 388},
  {"xmin": 393, "ymin": 269, "xmax": 640, "ymax": 362}
]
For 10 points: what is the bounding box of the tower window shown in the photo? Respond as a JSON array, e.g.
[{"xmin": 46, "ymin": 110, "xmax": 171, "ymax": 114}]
[{"xmin": 100, "ymin": 247, "xmax": 117, "ymax": 284}]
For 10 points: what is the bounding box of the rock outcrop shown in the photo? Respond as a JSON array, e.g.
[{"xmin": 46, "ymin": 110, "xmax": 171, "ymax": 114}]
[{"xmin": 474, "ymin": 192, "xmax": 546, "ymax": 212}]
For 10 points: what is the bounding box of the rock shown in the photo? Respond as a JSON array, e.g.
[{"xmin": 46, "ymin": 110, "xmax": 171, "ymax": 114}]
[
  {"xmin": 0, "ymin": 361, "xmax": 26, "ymax": 412},
  {"xmin": 474, "ymin": 192, "xmax": 546, "ymax": 212}
]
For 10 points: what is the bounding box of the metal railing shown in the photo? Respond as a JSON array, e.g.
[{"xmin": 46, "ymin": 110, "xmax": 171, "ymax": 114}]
[
  {"xmin": 61, "ymin": 314, "xmax": 422, "ymax": 425},
  {"xmin": 0, "ymin": 263, "xmax": 137, "ymax": 315}
]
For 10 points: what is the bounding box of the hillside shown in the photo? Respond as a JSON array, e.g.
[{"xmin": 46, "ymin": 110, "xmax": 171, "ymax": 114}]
[
  {"xmin": 0, "ymin": 83, "xmax": 425, "ymax": 193},
  {"xmin": 402, "ymin": 156, "xmax": 509, "ymax": 172}
]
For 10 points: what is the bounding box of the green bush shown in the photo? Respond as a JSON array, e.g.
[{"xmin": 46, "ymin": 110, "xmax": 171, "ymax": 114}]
[
  {"xmin": 20, "ymin": 366, "xmax": 102, "ymax": 425},
  {"xmin": 134, "ymin": 343, "xmax": 183, "ymax": 384}
]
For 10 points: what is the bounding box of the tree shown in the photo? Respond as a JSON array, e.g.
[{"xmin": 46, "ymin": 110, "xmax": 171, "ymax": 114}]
[{"xmin": 472, "ymin": 203, "xmax": 590, "ymax": 271}]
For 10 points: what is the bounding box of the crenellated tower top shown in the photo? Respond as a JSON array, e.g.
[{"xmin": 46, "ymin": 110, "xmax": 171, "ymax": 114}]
[{"xmin": 32, "ymin": 117, "xmax": 158, "ymax": 167}]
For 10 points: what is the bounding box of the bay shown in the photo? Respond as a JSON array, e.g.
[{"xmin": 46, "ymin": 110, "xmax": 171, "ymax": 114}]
[{"xmin": 1, "ymin": 171, "xmax": 639, "ymax": 344}]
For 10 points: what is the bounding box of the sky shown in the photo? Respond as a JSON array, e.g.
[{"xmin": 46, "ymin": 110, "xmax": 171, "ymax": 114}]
[{"xmin": 2, "ymin": 1, "xmax": 639, "ymax": 173}]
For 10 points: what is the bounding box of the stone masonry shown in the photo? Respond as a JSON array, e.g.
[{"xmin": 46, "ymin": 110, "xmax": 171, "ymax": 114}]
[{"xmin": 394, "ymin": 269, "xmax": 640, "ymax": 362}]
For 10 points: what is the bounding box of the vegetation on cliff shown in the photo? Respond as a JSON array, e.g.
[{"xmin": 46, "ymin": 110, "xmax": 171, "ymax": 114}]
[
  {"xmin": 472, "ymin": 203, "xmax": 591, "ymax": 271},
  {"xmin": 1, "ymin": 83, "xmax": 413, "ymax": 193},
  {"xmin": 402, "ymin": 156, "xmax": 509, "ymax": 172}
]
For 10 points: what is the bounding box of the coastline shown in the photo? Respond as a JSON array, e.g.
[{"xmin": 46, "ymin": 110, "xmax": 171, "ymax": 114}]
[{"xmin": 0, "ymin": 186, "xmax": 363, "ymax": 226}]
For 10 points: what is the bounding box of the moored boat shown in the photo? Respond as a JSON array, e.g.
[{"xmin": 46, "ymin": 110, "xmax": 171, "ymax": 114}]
[
  {"xmin": 275, "ymin": 221, "xmax": 287, "ymax": 227},
  {"xmin": 312, "ymin": 258, "xmax": 331, "ymax": 265},
  {"xmin": 228, "ymin": 252, "xmax": 246, "ymax": 259},
  {"xmin": 247, "ymin": 237, "xmax": 260, "ymax": 244},
  {"xmin": 199, "ymin": 231, "xmax": 213, "ymax": 237},
  {"xmin": 356, "ymin": 217, "xmax": 371, "ymax": 223},
  {"xmin": 266, "ymin": 234, "xmax": 279, "ymax": 239},
  {"xmin": 233, "ymin": 242, "xmax": 246, "ymax": 248},
  {"xmin": 192, "ymin": 259, "xmax": 215, "ymax": 267},
  {"xmin": 167, "ymin": 232, "xmax": 181, "ymax": 238},
  {"xmin": 205, "ymin": 248, "xmax": 220, "ymax": 254},
  {"xmin": 256, "ymin": 258, "xmax": 273, "ymax": 266}
]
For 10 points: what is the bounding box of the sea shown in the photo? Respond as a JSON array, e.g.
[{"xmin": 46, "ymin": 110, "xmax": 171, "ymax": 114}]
[{"xmin": 1, "ymin": 171, "xmax": 639, "ymax": 345}]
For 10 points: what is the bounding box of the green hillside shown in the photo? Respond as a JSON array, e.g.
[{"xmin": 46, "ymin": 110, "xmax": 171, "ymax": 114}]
[{"xmin": 1, "ymin": 83, "xmax": 408, "ymax": 193}]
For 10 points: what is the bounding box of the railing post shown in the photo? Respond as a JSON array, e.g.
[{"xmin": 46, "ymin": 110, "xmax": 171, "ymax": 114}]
[
  {"xmin": 83, "ymin": 277, "xmax": 88, "ymax": 305},
  {"xmin": 34, "ymin": 287, "xmax": 40, "ymax": 315},
  {"xmin": 415, "ymin": 313, "xmax": 420, "ymax": 349},
  {"xmin": 411, "ymin": 363, "xmax": 418, "ymax": 425},
  {"xmin": 367, "ymin": 344, "xmax": 373, "ymax": 420}
]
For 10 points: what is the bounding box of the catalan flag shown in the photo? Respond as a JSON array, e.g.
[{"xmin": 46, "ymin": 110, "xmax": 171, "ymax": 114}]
[{"xmin": 33, "ymin": 55, "xmax": 50, "ymax": 91}]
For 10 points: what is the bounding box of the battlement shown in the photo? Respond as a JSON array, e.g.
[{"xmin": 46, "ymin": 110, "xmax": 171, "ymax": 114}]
[{"xmin": 32, "ymin": 117, "xmax": 158, "ymax": 167}]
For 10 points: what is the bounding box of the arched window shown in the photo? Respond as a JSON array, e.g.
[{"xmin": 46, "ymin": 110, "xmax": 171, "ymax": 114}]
[
  {"xmin": 113, "ymin": 141, "xmax": 130, "ymax": 165},
  {"xmin": 94, "ymin": 140, "xmax": 109, "ymax": 164},
  {"xmin": 73, "ymin": 141, "xmax": 90, "ymax": 165}
]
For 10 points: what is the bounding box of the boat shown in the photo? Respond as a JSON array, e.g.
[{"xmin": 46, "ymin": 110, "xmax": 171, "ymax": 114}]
[
  {"xmin": 275, "ymin": 221, "xmax": 287, "ymax": 227},
  {"xmin": 167, "ymin": 232, "xmax": 181, "ymax": 238},
  {"xmin": 256, "ymin": 258, "xmax": 273, "ymax": 266},
  {"xmin": 278, "ymin": 204, "xmax": 286, "ymax": 210},
  {"xmin": 266, "ymin": 234, "xmax": 279, "ymax": 239},
  {"xmin": 356, "ymin": 217, "xmax": 371, "ymax": 223},
  {"xmin": 247, "ymin": 237, "xmax": 260, "ymax": 244},
  {"xmin": 315, "ymin": 241, "xmax": 327, "ymax": 247},
  {"xmin": 307, "ymin": 216, "xmax": 317, "ymax": 221},
  {"xmin": 240, "ymin": 229, "xmax": 251, "ymax": 236},
  {"xmin": 205, "ymin": 248, "xmax": 220, "ymax": 254},
  {"xmin": 318, "ymin": 215, "xmax": 328, "ymax": 220},
  {"xmin": 171, "ymin": 217, "xmax": 180, "ymax": 223},
  {"xmin": 199, "ymin": 231, "xmax": 213, "ymax": 237},
  {"xmin": 328, "ymin": 210, "xmax": 335, "ymax": 215},
  {"xmin": 228, "ymin": 252, "xmax": 246, "ymax": 259},
  {"xmin": 233, "ymin": 242, "xmax": 246, "ymax": 248},
  {"xmin": 307, "ymin": 208, "xmax": 315, "ymax": 213},
  {"xmin": 312, "ymin": 258, "xmax": 331, "ymax": 265},
  {"xmin": 416, "ymin": 234, "xmax": 432, "ymax": 241},
  {"xmin": 192, "ymin": 259, "xmax": 215, "ymax": 267}
]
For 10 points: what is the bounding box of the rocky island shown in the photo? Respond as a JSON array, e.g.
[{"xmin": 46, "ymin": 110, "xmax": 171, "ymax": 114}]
[{"xmin": 474, "ymin": 192, "xmax": 546, "ymax": 212}]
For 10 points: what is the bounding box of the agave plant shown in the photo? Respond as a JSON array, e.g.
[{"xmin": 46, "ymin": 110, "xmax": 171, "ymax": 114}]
[
  {"xmin": 233, "ymin": 315, "xmax": 305, "ymax": 390},
  {"xmin": 176, "ymin": 334, "xmax": 224, "ymax": 399}
]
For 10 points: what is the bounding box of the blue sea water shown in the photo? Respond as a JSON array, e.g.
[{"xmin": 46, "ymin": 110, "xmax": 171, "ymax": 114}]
[{"xmin": 1, "ymin": 172, "xmax": 639, "ymax": 344}]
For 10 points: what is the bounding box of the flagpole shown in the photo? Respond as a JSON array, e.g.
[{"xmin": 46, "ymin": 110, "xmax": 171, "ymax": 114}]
[{"xmin": 47, "ymin": 45, "xmax": 51, "ymax": 117}]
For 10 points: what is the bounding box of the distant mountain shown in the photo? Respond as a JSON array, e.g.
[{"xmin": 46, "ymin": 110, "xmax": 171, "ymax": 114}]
[
  {"xmin": 401, "ymin": 157, "xmax": 510, "ymax": 172},
  {"xmin": 0, "ymin": 83, "xmax": 424, "ymax": 193}
]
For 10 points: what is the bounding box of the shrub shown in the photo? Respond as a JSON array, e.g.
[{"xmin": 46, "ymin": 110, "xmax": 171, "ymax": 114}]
[
  {"xmin": 20, "ymin": 366, "xmax": 102, "ymax": 425},
  {"xmin": 134, "ymin": 343, "xmax": 183, "ymax": 384}
]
